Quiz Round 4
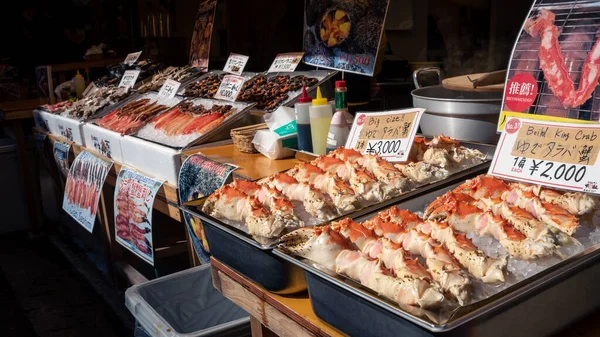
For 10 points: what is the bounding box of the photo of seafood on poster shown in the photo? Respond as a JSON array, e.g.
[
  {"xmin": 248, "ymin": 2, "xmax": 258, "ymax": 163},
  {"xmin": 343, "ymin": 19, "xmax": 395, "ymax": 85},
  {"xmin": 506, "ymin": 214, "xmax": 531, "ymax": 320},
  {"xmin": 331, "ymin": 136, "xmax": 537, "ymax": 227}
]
[
  {"xmin": 63, "ymin": 151, "xmax": 113, "ymax": 233},
  {"xmin": 303, "ymin": 0, "xmax": 389, "ymax": 76},
  {"xmin": 500, "ymin": 0, "xmax": 600, "ymax": 128},
  {"xmin": 114, "ymin": 168, "xmax": 164, "ymax": 266},
  {"xmin": 182, "ymin": 211, "xmax": 211, "ymax": 264},
  {"xmin": 53, "ymin": 141, "xmax": 71, "ymax": 178},
  {"xmin": 178, "ymin": 154, "xmax": 237, "ymax": 202},
  {"xmin": 189, "ymin": 0, "xmax": 216, "ymax": 69}
]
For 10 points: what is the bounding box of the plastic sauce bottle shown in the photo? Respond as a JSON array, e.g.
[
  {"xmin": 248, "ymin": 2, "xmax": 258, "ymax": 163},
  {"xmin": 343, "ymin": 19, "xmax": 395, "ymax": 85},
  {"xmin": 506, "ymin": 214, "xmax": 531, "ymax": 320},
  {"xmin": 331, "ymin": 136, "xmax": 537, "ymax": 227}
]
[
  {"xmin": 295, "ymin": 86, "xmax": 313, "ymax": 153},
  {"xmin": 334, "ymin": 80, "xmax": 354, "ymax": 129},
  {"xmin": 309, "ymin": 87, "xmax": 332, "ymax": 155},
  {"xmin": 74, "ymin": 70, "xmax": 86, "ymax": 98},
  {"xmin": 326, "ymin": 81, "xmax": 350, "ymax": 153}
]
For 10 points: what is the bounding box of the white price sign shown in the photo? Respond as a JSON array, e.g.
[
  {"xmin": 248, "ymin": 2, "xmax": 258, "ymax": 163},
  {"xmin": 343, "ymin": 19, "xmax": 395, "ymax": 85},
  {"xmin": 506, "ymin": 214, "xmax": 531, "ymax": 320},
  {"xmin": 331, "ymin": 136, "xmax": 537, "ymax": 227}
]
[
  {"xmin": 345, "ymin": 109, "xmax": 424, "ymax": 162},
  {"xmin": 267, "ymin": 52, "xmax": 304, "ymax": 73},
  {"xmin": 223, "ymin": 53, "xmax": 249, "ymax": 75},
  {"xmin": 214, "ymin": 75, "xmax": 246, "ymax": 102},
  {"xmin": 489, "ymin": 117, "xmax": 600, "ymax": 194},
  {"xmin": 157, "ymin": 79, "xmax": 181, "ymax": 100},
  {"xmin": 123, "ymin": 51, "xmax": 142, "ymax": 65},
  {"xmin": 118, "ymin": 70, "xmax": 140, "ymax": 89}
]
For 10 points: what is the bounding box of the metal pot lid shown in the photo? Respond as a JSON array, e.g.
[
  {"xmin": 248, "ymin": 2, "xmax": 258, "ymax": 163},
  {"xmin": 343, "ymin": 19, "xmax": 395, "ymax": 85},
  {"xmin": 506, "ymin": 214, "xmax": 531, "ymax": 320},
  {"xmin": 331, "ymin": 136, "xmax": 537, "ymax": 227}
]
[{"xmin": 411, "ymin": 85, "xmax": 502, "ymax": 103}]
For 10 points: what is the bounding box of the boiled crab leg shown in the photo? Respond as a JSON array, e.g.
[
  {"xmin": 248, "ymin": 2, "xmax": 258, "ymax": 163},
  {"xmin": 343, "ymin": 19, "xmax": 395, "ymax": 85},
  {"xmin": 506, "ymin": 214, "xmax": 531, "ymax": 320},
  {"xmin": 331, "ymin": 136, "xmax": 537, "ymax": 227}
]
[
  {"xmin": 425, "ymin": 192, "xmax": 556, "ymax": 259},
  {"xmin": 280, "ymin": 226, "xmax": 446, "ymax": 309},
  {"xmin": 288, "ymin": 162, "xmax": 360, "ymax": 212},
  {"xmin": 262, "ymin": 173, "xmax": 337, "ymax": 221},
  {"xmin": 509, "ymin": 182, "xmax": 597, "ymax": 216},
  {"xmin": 394, "ymin": 162, "xmax": 449, "ymax": 184},
  {"xmin": 363, "ymin": 211, "xmax": 472, "ymax": 302},
  {"xmin": 201, "ymin": 185, "xmax": 286, "ymax": 237},
  {"xmin": 229, "ymin": 179, "xmax": 304, "ymax": 229}
]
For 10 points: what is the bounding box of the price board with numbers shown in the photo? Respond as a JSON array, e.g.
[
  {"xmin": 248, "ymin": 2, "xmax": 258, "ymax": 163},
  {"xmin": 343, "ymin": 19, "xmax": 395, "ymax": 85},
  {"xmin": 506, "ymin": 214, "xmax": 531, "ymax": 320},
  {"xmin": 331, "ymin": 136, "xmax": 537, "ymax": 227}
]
[
  {"xmin": 214, "ymin": 75, "xmax": 245, "ymax": 102},
  {"xmin": 123, "ymin": 51, "xmax": 142, "ymax": 65},
  {"xmin": 267, "ymin": 52, "xmax": 304, "ymax": 73},
  {"xmin": 489, "ymin": 117, "xmax": 600, "ymax": 194},
  {"xmin": 345, "ymin": 108, "xmax": 424, "ymax": 162},
  {"xmin": 118, "ymin": 70, "xmax": 140, "ymax": 89},
  {"xmin": 157, "ymin": 79, "xmax": 181, "ymax": 100},
  {"xmin": 223, "ymin": 53, "xmax": 249, "ymax": 75}
]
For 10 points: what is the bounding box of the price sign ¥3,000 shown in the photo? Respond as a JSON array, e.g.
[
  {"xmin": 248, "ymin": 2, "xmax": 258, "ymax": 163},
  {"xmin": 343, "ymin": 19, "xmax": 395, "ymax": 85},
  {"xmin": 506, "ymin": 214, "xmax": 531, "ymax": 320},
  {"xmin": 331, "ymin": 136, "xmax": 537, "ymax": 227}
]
[
  {"xmin": 489, "ymin": 117, "xmax": 600, "ymax": 194},
  {"xmin": 345, "ymin": 109, "xmax": 424, "ymax": 162},
  {"xmin": 214, "ymin": 75, "xmax": 245, "ymax": 102},
  {"xmin": 157, "ymin": 79, "xmax": 181, "ymax": 100}
]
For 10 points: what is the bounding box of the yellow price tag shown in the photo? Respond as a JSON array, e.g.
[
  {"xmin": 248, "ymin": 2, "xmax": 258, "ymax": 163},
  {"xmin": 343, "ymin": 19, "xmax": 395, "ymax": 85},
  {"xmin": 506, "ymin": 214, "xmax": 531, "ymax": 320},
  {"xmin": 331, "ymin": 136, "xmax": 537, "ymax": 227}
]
[{"xmin": 497, "ymin": 111, "xmax": 597, "ymax": 132}]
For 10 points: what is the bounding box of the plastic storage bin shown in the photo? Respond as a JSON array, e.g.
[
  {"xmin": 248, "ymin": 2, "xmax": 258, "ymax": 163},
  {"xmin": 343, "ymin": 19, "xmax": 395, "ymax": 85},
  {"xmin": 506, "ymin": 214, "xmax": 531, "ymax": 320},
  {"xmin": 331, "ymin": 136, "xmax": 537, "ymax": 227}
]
[{"xmin": 125, "ymin": 264, "xmax": 250, "ymax": 337}]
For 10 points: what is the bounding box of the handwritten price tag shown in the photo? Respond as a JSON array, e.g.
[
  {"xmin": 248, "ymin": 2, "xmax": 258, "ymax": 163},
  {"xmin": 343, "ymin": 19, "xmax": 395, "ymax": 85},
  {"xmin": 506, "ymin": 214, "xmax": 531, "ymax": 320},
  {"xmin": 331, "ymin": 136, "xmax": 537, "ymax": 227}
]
[
  {"xmin": 118, "ymin": 70, "xmax": 140, "ymax": 89},
  {"xmin": 123, "ymin": 51, "xmax": 142, "ymax": 65},
  {"xmin": 489, "ymin": 117, "xmax": 600, "ymax": 194},
  {"xmin": 214, "ymin": 75, "xmax": 245, "ymax": 102},
  {"xmin": 345, "ymin": 109, "xmax": 424, "ymax": 162},
  {"xmin": 267, "ymin": 52, "xmax": 304, "ymax": 73},
  {"xmin": 223, "ymin": 53, "xmax": 249, "ymax": 75},
  {"xmin": 157, "ymin": 79, "xmax": 181, "ymax": 100}
]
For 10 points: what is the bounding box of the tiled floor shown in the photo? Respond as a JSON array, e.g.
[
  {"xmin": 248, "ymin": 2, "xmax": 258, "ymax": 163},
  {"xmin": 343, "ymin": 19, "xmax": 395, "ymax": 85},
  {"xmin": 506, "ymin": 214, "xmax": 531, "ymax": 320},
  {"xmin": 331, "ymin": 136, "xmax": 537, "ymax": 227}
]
[{"xmin": 0, "ymin": 233, "xmax": 129, "ymax": 337}]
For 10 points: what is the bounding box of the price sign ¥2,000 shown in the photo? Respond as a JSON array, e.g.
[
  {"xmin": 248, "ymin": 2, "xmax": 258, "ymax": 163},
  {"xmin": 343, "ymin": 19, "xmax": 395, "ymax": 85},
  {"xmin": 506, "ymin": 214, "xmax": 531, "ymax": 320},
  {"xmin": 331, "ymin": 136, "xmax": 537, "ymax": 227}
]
[
  {"xmin": 223, "ymin": 53, "xmax": 249, "ymax": 75},
  {"xmin": 489, "ymin": 117, "xmax": 600, "ymax": 194},
  {"xmin": 123, "ymin": 51, "xmax": 142, "ymax": 65},
  {"xmin": 157, "ymin": 79, "xmax": 181, "ymax": 100},
  {"xmin": 118, "ymin": 70, "xmax": 140, "ymax": 89},
  {"xmin": 214, "ymin": 75, "xmax": 245, "ymax": 102},
  {"xmin": 345, "ymin": 109, "xmax": 424, "ymax": 162},
  {"xmin": 267, "ymin": 52, "xmax": 304, "ymax": 73}
]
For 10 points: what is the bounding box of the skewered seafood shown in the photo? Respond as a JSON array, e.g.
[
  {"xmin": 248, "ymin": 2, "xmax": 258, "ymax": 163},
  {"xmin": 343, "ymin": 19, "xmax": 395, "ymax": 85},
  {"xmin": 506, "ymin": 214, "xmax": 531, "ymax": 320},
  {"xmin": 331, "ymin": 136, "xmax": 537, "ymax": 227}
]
[
  {"xmin": 137, "ymin": 66, "xmax": 198, "ymax": 93},
  {"xmin": 95, "ymin": 98, "xmax": 169, "ymax": 134}
]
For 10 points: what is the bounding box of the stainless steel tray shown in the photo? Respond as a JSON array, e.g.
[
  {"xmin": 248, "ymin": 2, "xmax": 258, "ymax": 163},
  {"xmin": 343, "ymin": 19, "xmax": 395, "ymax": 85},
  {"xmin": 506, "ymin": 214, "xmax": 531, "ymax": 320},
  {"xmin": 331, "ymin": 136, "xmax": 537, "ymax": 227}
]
[
  {"xmin": 273, "ymin": 181, "xmax": 600, "ymax": 333},
  {"xmin": 185, "ymin": 141, "xmax": 497, "ymax": 251},
  {"xmin": 264, "ymin": 70, "xmax": 338, "ymax": 112},
  {"xmin": 177, "ymin": 70, "xmax": 259, "ymax": 96}
]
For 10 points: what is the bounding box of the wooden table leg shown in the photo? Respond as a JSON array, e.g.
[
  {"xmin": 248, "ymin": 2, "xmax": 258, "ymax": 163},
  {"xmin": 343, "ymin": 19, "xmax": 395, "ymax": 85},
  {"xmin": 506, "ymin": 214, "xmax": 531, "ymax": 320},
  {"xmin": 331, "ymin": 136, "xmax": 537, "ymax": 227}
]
[
  {"xmin": 11, "ymin": 119, "xmax": 43, "ymax": 232},
  {"xmin": 251, "ymin": 316, "xmax": 277, "ymax": 337}
]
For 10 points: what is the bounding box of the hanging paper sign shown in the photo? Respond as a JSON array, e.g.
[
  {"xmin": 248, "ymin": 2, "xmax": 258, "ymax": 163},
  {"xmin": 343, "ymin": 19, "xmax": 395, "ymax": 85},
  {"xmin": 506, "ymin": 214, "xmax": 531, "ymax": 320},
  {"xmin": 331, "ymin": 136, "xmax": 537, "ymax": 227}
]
[
  {"xmin": 489, "ymin": 117, "xmax": 600, "ymax": 194},
  {"xmin": 189, "ymin": 0, "xmax": 217, "ymax": 68},
  {"xmin": 157, "ymin": 79, "xmax": 181, "ymax": 100},
  {"xmin": 214, "ymin": 75, "xmax": 246, "ymax": 102},
  {"xmin": 124, "ymin": 51, "xmax": 142, "ymax": 66},
  {"xmin": 178, "ymin": 154, "xmax": 238, "ymax": 202},
  {"xmin": 303, "ymin": 0, "xmax": 390, "ymax": 76},
  {"xmin": 497, "ymin": 1, "xmax": 600, "ymax": 131},
  {"xmin": 53, "ymin": 141, "xmax": 71, "ymax": 178},
  {"xmin": 182, "ymin": 211, "xmax": 211, "ymax": 264},
  {"xmin": 267, "ymin": 52, "xmax": 304, "ymax": 73},
  {"xmin": 119, "ymin": 70, "xmax": 141, "ymax": 89},
  {"xmin": 63, "ymin": 151, "xmax": 113, "ymax": 232},
  {"xmin": 223, "ymin": 53, "xmax": 249, "ymax": 75},
  {"xmin": 114, "ymin": 167, "xmax": 164, "ymax": 266},
  {"xmin": 345, "ymin": 108, "xmax": 424, "ymax": 162}
]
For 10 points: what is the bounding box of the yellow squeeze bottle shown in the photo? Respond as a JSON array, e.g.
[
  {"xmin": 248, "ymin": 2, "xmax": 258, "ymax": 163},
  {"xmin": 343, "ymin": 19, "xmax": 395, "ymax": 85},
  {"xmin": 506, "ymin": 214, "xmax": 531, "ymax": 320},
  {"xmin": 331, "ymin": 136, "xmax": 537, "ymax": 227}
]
[{"xmin": 309, "ymin": 87, "xmax": 333, "ymax": 155}]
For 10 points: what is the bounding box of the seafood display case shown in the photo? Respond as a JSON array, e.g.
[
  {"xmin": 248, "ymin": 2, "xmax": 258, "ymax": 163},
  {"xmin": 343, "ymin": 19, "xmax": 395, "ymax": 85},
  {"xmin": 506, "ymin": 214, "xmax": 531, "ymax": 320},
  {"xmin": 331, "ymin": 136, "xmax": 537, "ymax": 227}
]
[
  {"xmin": 83, "ymin": 92, "xmax": 182, "ymax": 163},
  {"xmin": 182, "ymin": 139, "xmax": 496, "ymax": 293},
  {"xmin": 273, "ymin": 177, "xmax": 600, "ymax": 336}
]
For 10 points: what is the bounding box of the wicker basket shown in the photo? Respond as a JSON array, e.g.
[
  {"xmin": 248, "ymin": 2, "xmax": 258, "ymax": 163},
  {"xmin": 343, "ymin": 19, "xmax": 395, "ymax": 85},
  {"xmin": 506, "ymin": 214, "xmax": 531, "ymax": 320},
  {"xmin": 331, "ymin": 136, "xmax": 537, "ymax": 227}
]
[{"xmin": 230, "ymin": 123, "xmax": 268, "ymax": 153}]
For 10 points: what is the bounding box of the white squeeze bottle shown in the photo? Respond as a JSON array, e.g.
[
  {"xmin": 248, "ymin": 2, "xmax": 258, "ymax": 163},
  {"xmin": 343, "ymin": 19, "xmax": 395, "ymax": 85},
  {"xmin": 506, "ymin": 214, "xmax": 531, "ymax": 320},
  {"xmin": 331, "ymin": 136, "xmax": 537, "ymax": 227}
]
[
  {"xmin": 309, "ymin": 86, "xmax": 332, "ymax": 155},
  {"xmin": 326, "ymin": 110, "xmax": 349, "ymax": 154}
]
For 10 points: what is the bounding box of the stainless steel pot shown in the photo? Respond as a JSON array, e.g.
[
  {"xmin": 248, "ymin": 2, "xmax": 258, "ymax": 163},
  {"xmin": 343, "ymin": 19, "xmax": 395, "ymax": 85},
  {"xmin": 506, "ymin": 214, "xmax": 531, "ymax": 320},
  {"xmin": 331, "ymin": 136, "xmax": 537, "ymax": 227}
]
[{"xmin": 411, "ymin": 67, "xmax": 502, "ymax": 144}]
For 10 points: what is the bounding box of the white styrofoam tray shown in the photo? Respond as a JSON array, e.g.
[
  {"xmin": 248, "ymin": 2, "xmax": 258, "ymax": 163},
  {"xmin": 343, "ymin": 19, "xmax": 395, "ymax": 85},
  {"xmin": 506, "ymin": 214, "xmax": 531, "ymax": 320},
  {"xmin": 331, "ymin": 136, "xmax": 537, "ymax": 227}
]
[
  {"xmin": 83, "ymin": 123, "xmax": 124, "ymax": 162},
  {"xmin": 121, "ymin": 134, "xmax": 182, "ymax": 185},
  {"xmin": 50, "ymin": 114, "xmax": 86, "ymax": 146}
]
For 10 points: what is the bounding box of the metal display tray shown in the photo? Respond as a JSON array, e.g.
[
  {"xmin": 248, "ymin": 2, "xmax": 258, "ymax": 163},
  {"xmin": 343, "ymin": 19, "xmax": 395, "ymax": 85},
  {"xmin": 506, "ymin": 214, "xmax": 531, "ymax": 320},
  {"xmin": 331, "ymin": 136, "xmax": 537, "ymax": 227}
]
[
  {"xmin": 177, "ymin": 70, "xmax": 258, "ymax": 96},
  {"xmin": 181, "ymin": 142, "xmax": 495, "ymax": 294},
  {"xmin": 273, "ymin": 182, "xmax": 600, "ymax": 336},
  {"xmin": 264, "ymin": 70, "xmax": 338, "ymax": 112}
]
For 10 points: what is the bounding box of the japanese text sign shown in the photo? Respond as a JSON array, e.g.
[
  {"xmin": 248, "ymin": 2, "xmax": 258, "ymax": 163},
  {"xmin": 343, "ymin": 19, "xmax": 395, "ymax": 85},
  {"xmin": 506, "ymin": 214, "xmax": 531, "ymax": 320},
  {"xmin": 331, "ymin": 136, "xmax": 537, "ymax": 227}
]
[
  {"xmin": 119, "ymin": 70, "xmax": 140, "ymax": 89},
  {"xmin": 157, "ymin": 79, "xmax": 181, "ymax": 100},
  {"xmin": 124, "ymin": 51, "xmax": 142, "ymax": 65},
  {"xmin": 214, "ymin": 75, "xmax": 245, "ymax": 102},
  {"xmin": 268, "ymin": 52, "xmax": 304, "ymax": 73},
  {"xmin": 223, "ymin": 53, "xmax": 249, "ymax": 75},
  {"xmin": 345, "ymin": 108, "xmax": 424, "ymax": 162},
  {"xmin": 490, "ymin": 117, "xmax": 600, "ymax": 194}
]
